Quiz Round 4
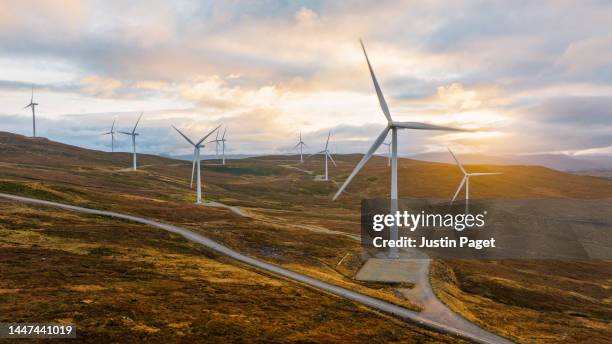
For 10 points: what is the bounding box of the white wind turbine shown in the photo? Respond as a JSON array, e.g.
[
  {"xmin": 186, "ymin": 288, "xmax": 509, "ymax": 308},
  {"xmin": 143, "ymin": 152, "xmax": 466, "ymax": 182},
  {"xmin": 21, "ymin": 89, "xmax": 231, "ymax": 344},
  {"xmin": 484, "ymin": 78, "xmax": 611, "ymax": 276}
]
[
  {"xmin": 294, "ymin": 131, "xmax": 307, "ymax": 163},
  {"xmin": 172, "ymin": 124, "xmax": 220, "ymax": 204},
  {"xmin": 310, "ymin": 130, "xmax": 336, "ymax": 181},
  {"xmin": 119, "ymin": 113, "xmax": 143, "ymax": 171},
  {"xmin": 210, "ymin": 126, "xmax": 228, "ymax": 165},
  {"xmin": 103, "ymin": 119, "xmax": 117, "ymax": 152},
  {"xmin": 333, "ymin": 40, "xmax": 467, "ymax": 258},
  {"xmin": 24, "ymin": 85, "xmax": 38, "ymax": 137},
  {"xmin": 448, "ymin": 147, "xmax": 501, "ymax": 211}
]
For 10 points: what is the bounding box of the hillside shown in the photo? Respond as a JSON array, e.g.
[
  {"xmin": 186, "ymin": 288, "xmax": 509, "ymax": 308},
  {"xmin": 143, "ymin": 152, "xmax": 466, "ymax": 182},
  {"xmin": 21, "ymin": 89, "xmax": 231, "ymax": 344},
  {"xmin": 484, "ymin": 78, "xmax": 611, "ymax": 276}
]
[
  {"xmin": 410, "ymin": 151, "xmax": 612, "ymax": 172},
  {"xmin": 1, "ymin": 131, "xmax": 611, "ymax": 343}
]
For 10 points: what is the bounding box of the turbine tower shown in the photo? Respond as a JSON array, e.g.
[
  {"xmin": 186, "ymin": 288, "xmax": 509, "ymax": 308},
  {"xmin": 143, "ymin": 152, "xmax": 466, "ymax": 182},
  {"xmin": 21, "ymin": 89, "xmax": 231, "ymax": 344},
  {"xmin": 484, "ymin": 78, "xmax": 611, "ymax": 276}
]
[
  {"xmin": 333, "ymin": 40, "xmax": 466, "ymax": 258},
  {"xmin": 103, "ymin": 119, "xmax": 117, "ymax": 152},
  {"xmin": 311, "ymin": 130, "xmax": 336, "ymax": 181},
  {"xmin": 24, "ymin": 85, "xmax": 38, "ymax": 137},
  {"xmin": 172, "ymin": 124, "xmax": 220, "ymax": 204},
  {"xmin": 119, "ymin": 113, "xmax": 143, "ymax": 171},
  {"xmin": 210, "ymin": 126, "xmax": 228, "ymax": 165},
  {"xmin": 448, "ymin": 147, "xmax": 501, "ymax": 212},
  {"xmin": 294, "ymin": 131, "xmax": 307, "ymax": 163}
]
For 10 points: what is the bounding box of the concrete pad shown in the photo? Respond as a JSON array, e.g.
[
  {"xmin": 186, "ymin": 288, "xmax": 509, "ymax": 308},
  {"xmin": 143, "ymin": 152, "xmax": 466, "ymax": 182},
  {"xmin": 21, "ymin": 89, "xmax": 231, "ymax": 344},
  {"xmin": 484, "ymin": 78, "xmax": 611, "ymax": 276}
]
[{"xmin": 354, "ymin": 258, "xmax": 421, "ymax": 283}]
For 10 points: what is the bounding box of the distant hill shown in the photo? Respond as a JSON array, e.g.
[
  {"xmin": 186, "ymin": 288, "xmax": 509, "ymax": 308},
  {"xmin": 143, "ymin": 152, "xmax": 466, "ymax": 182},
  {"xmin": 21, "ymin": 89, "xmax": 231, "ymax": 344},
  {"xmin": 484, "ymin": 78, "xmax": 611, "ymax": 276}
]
[
  {"xmin": 408, "ymin": 152, "xmax": 612, "ymax": 172},
  {"xmin": 1, "ymin": 131, "xmax": 611, "ymax": 202},
  {"xmin": 166, "ymin": 153, "xmax": 256, "ymax": 161}
]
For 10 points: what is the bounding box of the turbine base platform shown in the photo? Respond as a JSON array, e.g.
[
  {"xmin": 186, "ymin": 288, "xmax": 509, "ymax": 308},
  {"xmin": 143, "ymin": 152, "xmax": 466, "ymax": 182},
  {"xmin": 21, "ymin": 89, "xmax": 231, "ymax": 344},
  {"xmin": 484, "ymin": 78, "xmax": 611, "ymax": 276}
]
[{"xmin": 354, "ymin": 258, "xmax": 421, "ymax": 283}]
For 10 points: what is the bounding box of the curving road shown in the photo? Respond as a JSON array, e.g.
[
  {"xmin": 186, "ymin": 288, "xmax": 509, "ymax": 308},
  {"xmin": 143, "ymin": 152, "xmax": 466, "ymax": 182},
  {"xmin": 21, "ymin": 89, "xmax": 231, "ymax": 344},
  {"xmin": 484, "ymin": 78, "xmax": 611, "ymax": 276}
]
[{"xmin": 0, "ymin": 192, "xmax": 512, "ymax": 344}]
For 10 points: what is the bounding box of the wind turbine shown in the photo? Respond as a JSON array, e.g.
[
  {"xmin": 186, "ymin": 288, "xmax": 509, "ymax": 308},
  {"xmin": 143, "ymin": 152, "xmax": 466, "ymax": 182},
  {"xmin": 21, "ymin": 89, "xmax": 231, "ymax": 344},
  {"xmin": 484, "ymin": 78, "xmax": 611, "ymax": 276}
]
[
  {"xmin": 294, "ymin": 131, "xmax": 307, "ymax": 163},
  {"xmin": 448, "ymin": 147, "xmax": 501, "ymax": 212},
  {"xmin": 24, "ymin": 85, "xmax": 38, "ymax": 137},
  {"xmin": 310, "ymin": 130, "xmax": 336, "ymax": 181},
  {"xmin": 172, "ymin": 124, "xmax": 221, "ymax": 204},
  {"xmin": 333, "ymin": 40, "xmax": 467, "ymax": 258},
  {"xmin": 119, "ymin": 113, "xmax": 143, "ymax": 171},
  {"xmin": 381, "ymin": 141, "xmax": 391, "ymax": 167},
  {"xmin": 209, "ymin": 126, "xmax": 228, "ymax": 165},
  {"xmin": 103, "ymin": 119, "xmax": 117, "ymax": 152}
]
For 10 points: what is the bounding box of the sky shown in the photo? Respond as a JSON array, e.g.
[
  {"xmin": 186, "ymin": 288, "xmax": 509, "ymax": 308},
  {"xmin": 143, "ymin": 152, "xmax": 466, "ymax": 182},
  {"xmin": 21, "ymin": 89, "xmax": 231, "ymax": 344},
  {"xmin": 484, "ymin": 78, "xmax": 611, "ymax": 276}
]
[{"xmin": 1, "ymin": 0, "xmax": 611, "ymax": 158}]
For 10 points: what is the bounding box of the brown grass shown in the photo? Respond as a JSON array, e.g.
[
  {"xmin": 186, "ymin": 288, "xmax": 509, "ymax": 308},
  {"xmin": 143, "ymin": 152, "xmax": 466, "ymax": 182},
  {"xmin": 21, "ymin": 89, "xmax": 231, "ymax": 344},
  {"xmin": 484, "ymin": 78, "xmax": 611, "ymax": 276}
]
[
  {"xmin": 1, "ymin": 131, "xmax": 612, "ymax": 342},
  {"xmin": 0, "ymin": 200, "xmax": 462, "ymax": 343}
]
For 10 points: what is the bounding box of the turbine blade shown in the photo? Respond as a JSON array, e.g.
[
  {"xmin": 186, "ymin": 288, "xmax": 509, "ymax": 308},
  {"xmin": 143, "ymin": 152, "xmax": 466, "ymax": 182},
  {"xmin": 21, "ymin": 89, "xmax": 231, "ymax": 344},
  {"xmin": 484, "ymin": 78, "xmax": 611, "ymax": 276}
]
[
  {"xmin": 190, "ymin": 148, "xmax": 196, "ymax": 188},
  {"xmin": 451, "ymin": 177, "xmax": 467, "ymax": 204},
  {"xmin": 333, "ymin": 126, "xmax": 390, "ymax": 200},
  {"xmin": 172, "ymin": 125, "xmax": 196, "ymax": 146},
  {"xmin": 132, "ymin": 113, "xmax": 143, "ymax": 133},
  {"xmin": 118, "ymin": 131, "xmax": 133, "ymax": 135},
  {"xmin": 394, "ymin": 122, "xmax": 466, "ymax": 131},
  {"xmin": 325, "ymin": 130, "xmax": 331, "ymax": 150},
  {"xmin": 30, "ymin": 85, "xmax": 34, "ymax": 103},
  {"xmin": 293, "ymin": 142, "xmax": 301, "ymax": 149},
  {"xmin": 360, "ymin": 39, "xmax": 392, "ymax": 123},
  {"xmin": 222, "ymin": 127, "xmax": 227, "ymax": 139},
  {"xmin": 111, "ymin": 119, "xmax": 116, "ymax": 132},
  {"xmin": 468, "ymin": 172, "xmax": 502, "ymax": 176},
  {"xmin": 24, "ymin": 104, "xmax": 31, "ymax": 109},
  {"xmin": 328, "ymin": 152, "xmax": 337, "ymax": 166},
  {"xmin": 447, "ymin": 147, "xmax": 466, "ymax": 174},
  {"xmin": 196, "ymin": 124, "xmax": 222, "ymax": 146}
]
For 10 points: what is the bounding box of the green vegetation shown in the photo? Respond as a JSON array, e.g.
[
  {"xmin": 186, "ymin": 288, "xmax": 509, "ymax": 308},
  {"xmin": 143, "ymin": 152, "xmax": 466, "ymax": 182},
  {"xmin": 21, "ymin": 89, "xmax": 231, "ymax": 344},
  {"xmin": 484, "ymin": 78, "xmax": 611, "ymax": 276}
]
[{"xmin": 0, "ymin": 180, "xmax": 65, "ymax": 201}]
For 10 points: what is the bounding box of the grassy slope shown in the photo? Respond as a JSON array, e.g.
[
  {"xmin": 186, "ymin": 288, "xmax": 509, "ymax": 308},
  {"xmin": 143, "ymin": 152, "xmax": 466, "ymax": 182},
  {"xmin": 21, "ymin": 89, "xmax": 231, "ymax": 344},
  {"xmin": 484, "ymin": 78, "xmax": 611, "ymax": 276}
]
[
  {"xmin": 1, "ymin": 200, "xmax": 459, "ymax": 343},
  {"xmin": 1, "ymin": 132, "xmax": 612, "ymax": 343}
]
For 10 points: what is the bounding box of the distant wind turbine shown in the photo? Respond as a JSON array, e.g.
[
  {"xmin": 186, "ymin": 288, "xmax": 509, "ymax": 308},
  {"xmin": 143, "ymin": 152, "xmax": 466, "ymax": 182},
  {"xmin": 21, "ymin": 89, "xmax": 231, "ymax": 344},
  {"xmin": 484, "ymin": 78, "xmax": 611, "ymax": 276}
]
[
  {"xmin": 333, "ymin": 40, "xmax": 467, "ymax": 258},
  {"xmin": 119, "ymin": 113, "xmax": 143, "ymax": 171},
  {"xmin": 24, "ymin": 85, "xmax": 38, "ymax": 137},
  {"xmin": 172, "ymin": 124, "xmax": 221, "ymax": 204},
  {"xmin": 210, "ymin": 126, "xmax": 228, "ymax": 165},
  {"xmin": 448, "ymin": 147, "xmax": 501, "ymax": 211},
  {"xmin": 103, "ymin": 119, "xmax": 117, "ymax": 152},
  {"xmin": 309, "ymin": 130, "xmax": 336, "ymax": 181},
  {"xmin": 294, "ymin": 131, "xmax": 307, "ymax": 163}
]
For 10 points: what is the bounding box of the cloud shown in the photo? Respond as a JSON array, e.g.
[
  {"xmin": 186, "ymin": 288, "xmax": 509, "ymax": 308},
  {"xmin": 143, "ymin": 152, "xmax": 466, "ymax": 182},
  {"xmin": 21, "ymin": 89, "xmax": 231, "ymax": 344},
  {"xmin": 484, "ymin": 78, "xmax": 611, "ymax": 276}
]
[
  {"xmin": 0, "ymin": 1, "xmax": 611, "ymax": 158},
  {"xmin": 80, "ymin": 76, "xmax": 123, "ymax": 98}
]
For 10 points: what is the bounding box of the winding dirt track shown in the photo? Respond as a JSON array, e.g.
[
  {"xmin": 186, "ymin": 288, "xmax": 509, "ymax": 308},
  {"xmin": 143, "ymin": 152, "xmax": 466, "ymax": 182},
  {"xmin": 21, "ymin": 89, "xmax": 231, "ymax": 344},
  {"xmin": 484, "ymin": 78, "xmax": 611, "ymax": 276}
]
[{"xmin": 0, "ymin": 192, "xmax": 512, "ymax": 344}]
